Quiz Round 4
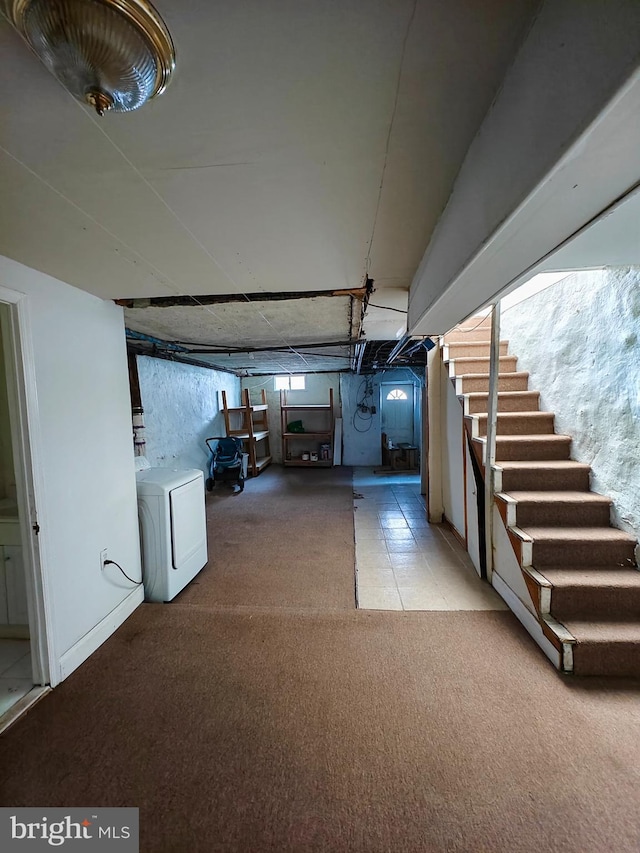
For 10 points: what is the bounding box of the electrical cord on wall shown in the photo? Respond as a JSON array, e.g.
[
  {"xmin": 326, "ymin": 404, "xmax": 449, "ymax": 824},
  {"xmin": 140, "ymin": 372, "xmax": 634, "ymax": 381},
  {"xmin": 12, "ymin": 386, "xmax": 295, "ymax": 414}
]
[
  {"xmin": 352, "ymin": 376, "xmax": 376, "ymax": 433},
  {"xmin": 104, "ymin": 559, "xmax": 143, "ymax": 586}
]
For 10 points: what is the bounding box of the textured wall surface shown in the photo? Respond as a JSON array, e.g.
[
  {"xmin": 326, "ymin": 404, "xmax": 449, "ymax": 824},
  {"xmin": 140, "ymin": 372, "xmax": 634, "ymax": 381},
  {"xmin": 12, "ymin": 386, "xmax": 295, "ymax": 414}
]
[
  {"xmin": 501, "ymin": 267, "xmax": 640, "ymax": 544},
  {"xmin": 138, "ymin": 357, "xmax": 240, "ymax": 477}
]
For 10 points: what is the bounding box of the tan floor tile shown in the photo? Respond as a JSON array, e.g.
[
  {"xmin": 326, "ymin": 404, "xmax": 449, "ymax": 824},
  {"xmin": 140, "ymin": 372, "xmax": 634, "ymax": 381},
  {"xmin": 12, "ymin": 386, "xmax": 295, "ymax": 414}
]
[
  {"xmin": 386, "ymin": 541, "xmax": 422, "ymax": 553},
  {"xmin": 356, "ymin": 555, "xmax": 389, "ymax": 569},
  {"xmin": 382, "ymin": 529, "xmax": 415, "ymax": 541},
  {"xmin": 355, "ymin": 528, "xmax": 386, "ymax": 541},
  {"xmin": 357, "ymin": 556, "xmax": 393, "ymax": 571},
  {"xmin": 389, "ymin": 553, "xmax": 426, "ymax": 568},
  {"xmin": 357, "ymin": 587, "xmax": 403, "ymax": 611},
  {"xmin": 440, "ymin": 587, "xmax": 507, "ymax": 611},
  {"xmin": 357, "ymin": 567, "xmax": 397, "ymax": 587},
  {"xmin": 393, "ymin": 569, "xmax": 439, "ymax": 590},
  {"xmin": 356, "ymin": 539, "xmax": 387, "ymax": 552},
  {"xmin": 354, "ymin": 516, "xmax": 384, "ymax": 528},
  {"xmin": 397, "ymin": 587, "xmax": 450, "ymax": 610},
  {"xmin": 406, "ymin": 520, "xmax": 430, "ymax": 531},
  {"xmin": 424, "ymin": 539, "xmax": 465, "ymax": 569},
  {"xmin": 381, "ymin": 519, "xmax": 409, "ymax": 527}
]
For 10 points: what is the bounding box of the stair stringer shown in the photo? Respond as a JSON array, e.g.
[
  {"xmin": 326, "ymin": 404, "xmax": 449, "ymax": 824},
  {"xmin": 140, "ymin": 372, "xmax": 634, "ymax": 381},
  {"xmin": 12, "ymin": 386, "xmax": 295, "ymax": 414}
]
[{"xmin": 459, "ymin": 413, "xmax": 574, "ymax": 671}]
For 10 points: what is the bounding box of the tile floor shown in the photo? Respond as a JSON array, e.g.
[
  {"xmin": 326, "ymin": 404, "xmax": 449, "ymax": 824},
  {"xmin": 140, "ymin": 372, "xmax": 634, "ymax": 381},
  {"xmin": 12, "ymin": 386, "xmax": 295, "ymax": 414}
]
[
  {"xmin": 353, "ymin": 468, "xmax": 507, "ymax": 612},
  {"xmin": 0, "ymin": 639, "xmax": 32, "ymax": 716}
]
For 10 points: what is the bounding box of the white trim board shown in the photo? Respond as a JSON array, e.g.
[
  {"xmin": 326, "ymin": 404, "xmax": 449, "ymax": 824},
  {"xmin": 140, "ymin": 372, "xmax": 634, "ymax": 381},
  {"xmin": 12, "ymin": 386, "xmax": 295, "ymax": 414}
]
[
  {"xmin": 0, "ymin": 686, "xmax": 50, "ymax": 735},
  {"xmin": 492, "ymin": 571, "xmax": 561, "ymax": 670},
  {"xmin": 58, "ymin": 586, "xmax": 144, "ymax": 681}
]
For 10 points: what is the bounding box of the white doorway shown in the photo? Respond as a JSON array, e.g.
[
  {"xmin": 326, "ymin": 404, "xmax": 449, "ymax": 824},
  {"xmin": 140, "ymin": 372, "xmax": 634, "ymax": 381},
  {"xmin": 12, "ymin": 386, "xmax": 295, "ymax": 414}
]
[
  {"xmin": 0, "ymin": 294, "xmax": 50, "ymax": 726},
  {"xmin": 381, "ymin": 382, "xmax": 415, "ymax": 446}
]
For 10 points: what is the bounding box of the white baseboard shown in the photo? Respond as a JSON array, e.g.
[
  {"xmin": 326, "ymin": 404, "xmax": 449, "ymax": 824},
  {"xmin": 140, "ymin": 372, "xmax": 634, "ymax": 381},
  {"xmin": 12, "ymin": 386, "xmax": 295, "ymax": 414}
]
[
  {"xmin": 492, "ymin": 571, "xmax": 561, "ymax": 669},
  {"xmin": 0, "ymin": 686, "xmax": 50, "ymax": 734},
  {"xmin": 58, "ymin": 587, "xmax": 144, "ymax": 682}
]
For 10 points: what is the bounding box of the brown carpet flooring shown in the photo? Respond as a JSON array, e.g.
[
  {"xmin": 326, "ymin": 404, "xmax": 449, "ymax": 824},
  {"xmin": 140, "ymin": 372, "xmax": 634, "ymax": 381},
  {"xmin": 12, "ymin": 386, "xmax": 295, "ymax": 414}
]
[
  {"xmin": 2, "ymin": 467, "xmax": 640, "ymax": 852},
  {"xmin": 176, "ymin": 467, "xmax": 356, "ymax": 611}
]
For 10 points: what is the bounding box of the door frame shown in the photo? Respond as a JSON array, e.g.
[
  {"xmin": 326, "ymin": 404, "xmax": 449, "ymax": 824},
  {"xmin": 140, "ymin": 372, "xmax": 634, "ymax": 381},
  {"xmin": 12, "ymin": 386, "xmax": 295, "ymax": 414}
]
[
  {"xmin": 0, "ymin": 286, "xmax": 53, "ymax": 688},
  {"xmin": 379, "ymin": 381, "xmax": 417, "ymax": 446}
]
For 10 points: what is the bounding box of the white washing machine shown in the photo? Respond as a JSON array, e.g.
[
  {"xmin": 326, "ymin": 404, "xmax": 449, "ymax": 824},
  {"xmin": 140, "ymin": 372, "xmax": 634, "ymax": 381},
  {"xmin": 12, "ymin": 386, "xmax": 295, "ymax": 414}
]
[{"xmin": 135, "ymin": 467, "xmax": 208, "ymax": 602}]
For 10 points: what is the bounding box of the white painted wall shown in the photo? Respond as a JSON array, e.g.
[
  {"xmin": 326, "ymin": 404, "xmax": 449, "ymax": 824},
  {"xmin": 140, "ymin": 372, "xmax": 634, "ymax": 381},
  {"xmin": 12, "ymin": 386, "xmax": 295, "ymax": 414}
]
[
  {"xmin": 410, "ymin": 1, "xmax": 640, "ymax": 334},
  {"xmin": 0, "ymin": 254, "xmax": 142, "ymax": 683},
  {"xmin": 242, "ymin": 373, "xmax": 340, "ymax": 465},
  {"xmin": 440, "ymin": 363, "xmax": 465, "ymax": 539},
  {"xmin": 341, "ymin": 369, "xmax": 422, "ymax": 467},
  {"xmin": 426, "ymin": 347, "xmax": 443, "ymax": 522},
  {"xmin": 138, "ymin": 356, "xmax": 240, "ymax": 479},
  {"xmin": 501, "ymin": 267, "xmax": 640, "ymax": 546},
  {"xmin": 0, "ymin": 331, "xmax": 15, "ymax": 501}
]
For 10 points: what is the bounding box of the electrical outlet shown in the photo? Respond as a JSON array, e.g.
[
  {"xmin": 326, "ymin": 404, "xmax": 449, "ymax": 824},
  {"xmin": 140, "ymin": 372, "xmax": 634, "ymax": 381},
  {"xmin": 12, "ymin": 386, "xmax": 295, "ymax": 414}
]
[{"xmin": 100, "ymin": 548, "xmax": 108, "ymax": 571}]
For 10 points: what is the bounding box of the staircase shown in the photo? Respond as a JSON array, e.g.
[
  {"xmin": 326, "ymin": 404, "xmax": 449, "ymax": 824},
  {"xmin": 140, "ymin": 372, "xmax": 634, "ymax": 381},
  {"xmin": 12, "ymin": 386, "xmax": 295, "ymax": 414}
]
[{"xmin": 443, "ymin": 317, "xmax": 640, "ymax": 677}]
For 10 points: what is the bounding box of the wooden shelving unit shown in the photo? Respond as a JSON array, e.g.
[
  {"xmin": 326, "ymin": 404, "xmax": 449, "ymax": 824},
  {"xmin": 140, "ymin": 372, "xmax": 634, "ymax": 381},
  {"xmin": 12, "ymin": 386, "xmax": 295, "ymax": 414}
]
[
  {"xmin": 222, "ymin": 389, "xmax": 272, "ymax": 477},
  {"xmin": 280, "ymin": 388, "xmax": 334, "ymax": 467}
]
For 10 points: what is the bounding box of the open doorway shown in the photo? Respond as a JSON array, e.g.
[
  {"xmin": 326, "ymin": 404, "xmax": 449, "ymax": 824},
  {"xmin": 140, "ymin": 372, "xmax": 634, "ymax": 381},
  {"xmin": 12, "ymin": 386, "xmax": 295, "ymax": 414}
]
[
  {"xmin": 0, "ymin": 297, "xmax": 49, "ymax": 725},
  {"xmin": 0, "ymin": 299, "xmax": 30, "ymax": 712},
  {"xmin": 380, "ymin": 381, "xmax": 421, "ymax": 471}
]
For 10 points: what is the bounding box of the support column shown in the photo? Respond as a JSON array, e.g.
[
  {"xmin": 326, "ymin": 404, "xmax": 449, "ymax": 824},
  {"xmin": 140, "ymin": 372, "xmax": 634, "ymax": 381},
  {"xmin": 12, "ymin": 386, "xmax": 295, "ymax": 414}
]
[
  {"xmin": 484, "ymin": 304, "xmax": 501, "ymax": 580},
  {"xmin": 426, "ymin": 343, "xmax": 443, "ymax": 523}
]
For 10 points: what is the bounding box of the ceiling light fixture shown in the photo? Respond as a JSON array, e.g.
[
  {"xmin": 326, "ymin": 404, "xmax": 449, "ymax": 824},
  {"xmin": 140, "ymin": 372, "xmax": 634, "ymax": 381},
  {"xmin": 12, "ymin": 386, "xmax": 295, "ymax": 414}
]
[{"xmin": 9, "ymin": 0, "xmax": 175, "ymax": 115}]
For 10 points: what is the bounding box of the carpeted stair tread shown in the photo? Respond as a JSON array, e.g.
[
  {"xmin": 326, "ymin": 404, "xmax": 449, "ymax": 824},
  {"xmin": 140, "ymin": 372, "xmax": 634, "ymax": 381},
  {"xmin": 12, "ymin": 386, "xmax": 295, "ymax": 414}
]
[
  {"xmin": 491, "ymin": 434, "xmax": 572, "ymax": 461},
  {"xmin": 563, "ymin": 619, "xmax": 640, "ymax": 642},
  {"xmin": 457, "ymin": 372, "xmax": 529, "ymax": 392},
  {"xmin": 464, "ymin": 390, "xmax": 540, "ymax": 414},
  {"xmin": 444, "ymin": 341, "xmax": 509, "ymax": 359},
  {"xmin": 442, "ymin": 326, "xmax": 493, "ymax": 342},
  {"xmin": 522, "ymin": 526, "xmax": 637, "ymax": 545},
  {"xmin": 566, "ymin": 620, "xmax": 640, "ymax": 677},
  {"xmin": 501, "ymin": 491, "xmax": 612, "ymax": 526},
  {"xmin": 496, "ymin": 460, "xmax": 591, "ymax": 491},
  {"xmin": 472, "ymin": 411, "xmax": 555, "ymax": 436},
  {"xmin": 522, "ymin": 526, "xmax": 637, "ymax": 568},
  {"xmin": 540, "ymin": 566, "xmax": 640, "ymax": 620},
  {"xmin": 448, "ymin": 355, "xmax": 518, "ymax": 375},
  {"xmin": 505, "ymin": 491, "xmax": 611, "ymax": 505},
  {"xmin": 540, "ymin": 566, "xmax": 640, "ymax": 587}
]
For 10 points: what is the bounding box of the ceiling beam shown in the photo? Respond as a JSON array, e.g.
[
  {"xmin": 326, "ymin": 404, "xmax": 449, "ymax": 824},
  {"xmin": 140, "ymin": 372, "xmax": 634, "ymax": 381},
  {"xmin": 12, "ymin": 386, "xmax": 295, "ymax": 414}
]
[{"xmin": 116, "ymin": 287, "xmax": 367, "ymax": 309}]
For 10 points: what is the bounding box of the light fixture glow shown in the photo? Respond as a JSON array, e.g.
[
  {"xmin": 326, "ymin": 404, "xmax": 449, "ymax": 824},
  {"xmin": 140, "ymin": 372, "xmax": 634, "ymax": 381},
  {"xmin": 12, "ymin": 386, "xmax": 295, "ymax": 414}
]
[{"xmin": 10, "ymin": 0, "xmax": 175, "ymax": 115}]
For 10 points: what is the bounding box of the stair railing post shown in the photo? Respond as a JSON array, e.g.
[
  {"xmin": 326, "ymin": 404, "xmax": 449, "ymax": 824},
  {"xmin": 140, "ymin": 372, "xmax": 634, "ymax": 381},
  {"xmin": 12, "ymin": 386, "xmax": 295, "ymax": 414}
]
[{"xmin": 484, "ymin": 303, "xmax": 501, "ymax": 581}]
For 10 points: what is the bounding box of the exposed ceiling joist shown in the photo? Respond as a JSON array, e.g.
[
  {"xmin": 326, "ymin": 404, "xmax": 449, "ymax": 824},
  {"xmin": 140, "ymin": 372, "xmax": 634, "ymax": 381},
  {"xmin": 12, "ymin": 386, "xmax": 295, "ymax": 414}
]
[{"xmin": 115, "ymin": 286, "xmax": 367, "ymax": 309}]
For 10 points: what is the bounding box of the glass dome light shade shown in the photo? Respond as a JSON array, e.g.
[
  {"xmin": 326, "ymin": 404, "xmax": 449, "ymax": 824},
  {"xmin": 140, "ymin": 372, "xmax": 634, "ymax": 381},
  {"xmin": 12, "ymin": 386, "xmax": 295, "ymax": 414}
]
[{"xmin": 10, "ymin": 0, "xmax": 175, "ymax": 114}]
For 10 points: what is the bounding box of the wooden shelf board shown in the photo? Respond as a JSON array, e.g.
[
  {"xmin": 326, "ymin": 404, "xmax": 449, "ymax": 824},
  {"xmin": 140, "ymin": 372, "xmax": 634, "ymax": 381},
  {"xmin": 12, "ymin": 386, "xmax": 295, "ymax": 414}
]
[
  {"xmin": 226, "ymin": 404, "xmax": 268, "ymax": 413},
  {"xmin": 283, "ymin": 432, "xmax": 332, "ymax": 439},
  {"xmin": 229, "ymin": 430, "xmax": 269, "ymax": 441},
  {"xmin": 281, "ymin": 404, "xmax": 331, "ymax": 411},
  {"xmin": 283, "ymin": 459, "xmax": 332, "ymax": 467},
  {"xmin": 253, "ymin": 455, "xmax": 272, "ymax": 472}
]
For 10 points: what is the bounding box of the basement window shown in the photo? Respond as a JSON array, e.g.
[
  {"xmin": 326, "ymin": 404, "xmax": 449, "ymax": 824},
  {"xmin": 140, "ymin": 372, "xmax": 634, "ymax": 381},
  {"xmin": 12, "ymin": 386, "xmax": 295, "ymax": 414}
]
[
  {"xmin": 386, "ymin": 388, "xmax": 408, "ymax": 401},
  {"xmin": 275, "ymin": 375, "xmax": 306, "ymax": 391}
]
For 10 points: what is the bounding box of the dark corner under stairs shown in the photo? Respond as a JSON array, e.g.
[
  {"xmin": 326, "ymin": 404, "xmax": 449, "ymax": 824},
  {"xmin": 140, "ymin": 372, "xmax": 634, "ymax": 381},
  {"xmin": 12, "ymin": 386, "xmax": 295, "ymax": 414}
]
[{"xmin": 443, "ymin": 317, "xmax": 639, "ymax": 677}]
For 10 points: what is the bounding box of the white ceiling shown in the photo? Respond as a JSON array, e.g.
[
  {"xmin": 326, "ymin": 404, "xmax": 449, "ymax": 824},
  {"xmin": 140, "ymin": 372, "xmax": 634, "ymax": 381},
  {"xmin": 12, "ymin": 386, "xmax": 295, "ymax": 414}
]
[{"xmin": 0, "ymin": 0, "xmax": 539, "ymax": 363}]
